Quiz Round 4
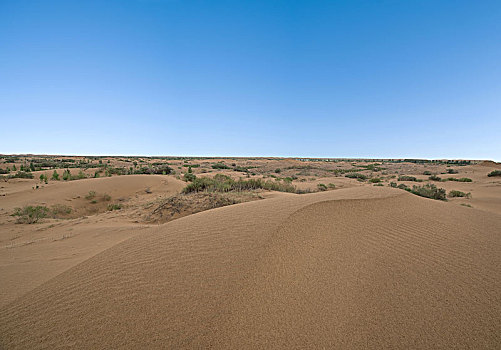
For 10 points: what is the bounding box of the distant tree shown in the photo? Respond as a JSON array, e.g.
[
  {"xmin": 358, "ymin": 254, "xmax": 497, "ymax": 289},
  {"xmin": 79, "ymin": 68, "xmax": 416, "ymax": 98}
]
[{"xmin": 51, "ymin": 170, "xmax": 60, "ymax": 181}]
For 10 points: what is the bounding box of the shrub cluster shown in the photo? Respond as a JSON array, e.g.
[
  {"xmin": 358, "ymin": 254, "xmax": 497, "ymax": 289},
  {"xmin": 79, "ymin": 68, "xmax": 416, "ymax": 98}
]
[
  {"xmin": 182, "ymin": 174, "xmax": 297, "ymax": 194},
  {"xmin": 398, "ymin": 175, "xmax": 419, "ymax": 182},
  {"xmin": 345, "ymin": 173, "xmax": 367, "ymax": 180},
  {"xmin": 487, "ymin": 170, "xmax": 501, "ymax": 177},
  {"xmin": 211, "ymin": 163, "xmax": 230, "ymax": 170},
  {"xmin": 448, "ymin": 190, "xmax": 471, "ymax": 198},
  {"xmin": 409, "ymin": 184, "xmax": 447, "ymax": 201},
  {"xmin": 12, "ymin": 206, "xmax": 50, "ymax": 223}
]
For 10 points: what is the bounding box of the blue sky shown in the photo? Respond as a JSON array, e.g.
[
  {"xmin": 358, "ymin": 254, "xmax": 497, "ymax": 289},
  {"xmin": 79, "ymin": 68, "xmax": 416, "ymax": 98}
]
[{"xmin": 1, "ymin": 0, "xmax": 500, "ymax": 160}]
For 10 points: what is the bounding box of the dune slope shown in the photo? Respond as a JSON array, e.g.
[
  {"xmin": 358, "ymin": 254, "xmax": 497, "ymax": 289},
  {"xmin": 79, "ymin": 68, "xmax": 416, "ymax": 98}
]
[{"xmin": 1, "ymin": 187, "xmax": 500, "ymax": 349}]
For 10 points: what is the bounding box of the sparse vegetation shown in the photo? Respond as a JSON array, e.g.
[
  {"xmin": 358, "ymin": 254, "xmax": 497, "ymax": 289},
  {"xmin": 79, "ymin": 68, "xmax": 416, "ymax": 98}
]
[
  {"xmin": 447, "ymin": 177, "xmax": 472, "ymax": 182},
  {"xmin": 211, "ymin": 163, "xmax": 230, "ymax": 170},
  {"xmin": 409, "ymin": 184, "xmax": 447, "ymax": 201},
  {"xmin": 107, "ymin": 203, "xmax": 122, "ymax": 211},
  {"xmin": 39, "ymin": 174, "xmax": 48, "ymax": 184},
  {"xmin": 345, "ymin": 173, "xmax": 367, "ymax": 180},
  {"xmin": 50, "ymin": 204, "xmax": 73, "ymax": 217},
  {"xmin": 183, "ymin": 174, "xmax": 297, "ymax": 194},
  {"xmin": 398, "ymin": 175, "xmax": 419, "ymax": 182},
  {"xmin": 449, "ymin": 190, "xmax": 471, "ymax": 198},
  {"xmin": 183, "ymin": 172, "xmax": 197, "ymax": 182},
  {"xmin": 429, "ymin": 175, "xmax": 441, "ymax": 181},
  {"xmin": 487, "ymin": 170, "xmax": 501, "ymax": 177},
  {"xmin": 317, "ymin": 183, "xmax": 328, "ymax": 191},
  {"xmin": 85, "ymin": 191, "xmax": 96, "ymax": 200},
  {"xmin": 12, "ymin": 206, "xmax": 50, "ymax": 224},
  {"xmin": 11, "ymin": 171, "xmax": 34, "ymax": 179}
]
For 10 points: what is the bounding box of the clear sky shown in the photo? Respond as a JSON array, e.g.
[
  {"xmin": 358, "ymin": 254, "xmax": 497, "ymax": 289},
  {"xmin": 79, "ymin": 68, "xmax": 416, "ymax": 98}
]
[{"xmin": 1, "ymin": 0, "xmax": 500, "ymax": 160}]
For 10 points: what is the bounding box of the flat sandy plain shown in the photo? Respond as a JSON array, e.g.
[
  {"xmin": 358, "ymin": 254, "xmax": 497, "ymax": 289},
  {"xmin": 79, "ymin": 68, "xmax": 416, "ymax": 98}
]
[{"xmin": 0, "ymin": 156, "xmax": 500, "ymax": 349}]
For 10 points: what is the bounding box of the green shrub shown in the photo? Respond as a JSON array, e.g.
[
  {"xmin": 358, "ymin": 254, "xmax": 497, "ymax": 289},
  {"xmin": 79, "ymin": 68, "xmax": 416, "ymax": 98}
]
[
  {"xmin": 85, "ymin": 191, "xmax": 96, "ymax": 200},
  {"xmin": 423, "ymin": 171, "xmax": 432, "ymax": 175},
  {"xmin": 103, "ymin": 194, "xmax": 112, "ymax": 201},
  {"xmin": 182, "ymin": 174, "xmax": 297, "ymax": 194},
  {"xmin": 447, "ymin": 169, "xmax": 459, "ymax": 174},
  {"xmin": 398, "ymin": 175, "xmax": 418, "ymax": 182},
  {"xmin": 448, "ymin": 190, "xmax": 471, "ymax": 198},
  {"xmin": 446, "ymin": 177, "xmax": 472, "ymax": 182},
  {"xmin": 107, "ymin": 203, "xmax": 122, "ymax": 211},
  {"xmin": 11, "ymin": 171, "xmax": 34, "ymax": 179},
  {"xmin": 487, "ymin": 170, "xmax": 501, "ymax": 177},
  {"xmin": 211, "ymin": 163, "xmax": 230, "ymax": 170},
  {"xmin": 39, "ymin": 174, "xmax": 48, "ymax": 184},
  {"xmin": 317, "ymin": 183, "xmax": 328, "ymax": 191},
  {"xmin": 345, "ymin": 173, "xmax": 367, "ymax": 180},
  {"xmin": 51, "ymin": 170, "xmax": 60, "ymax": 180},
  {"xmin": 429, "ymin": 175, "xmax": 441, "ymax": 181},
  {"xmin": 62, "ymin": 169, "xmax": 71, "ymax": 181},
  {"xmin": 397, "ymin": 183, "xmax": 410, "ymax": 190},
  {"xmin": 369, "ymin": 178, "xmax": 382, "ymax": 183},
  {"xmin": 409, "ymin": 184, "xmax": 447, "ymax": 200},
  {"xmin": 50, "ymin": 204, "xmax": 72, "ymax": 216},
  {"xmin": 274, "ymin": 168, "xmax": 281, "ymax": 173},
  {"xmin": 183, "ymin": 172, "xmax": 197, "ymax": 182},
  {"xmin": 12, "ymin": 206, "xmax": 50, "ymax": 224},
  {"xmin": 328, "ymin": 183, "xmax": 336, "ymax": 189}
]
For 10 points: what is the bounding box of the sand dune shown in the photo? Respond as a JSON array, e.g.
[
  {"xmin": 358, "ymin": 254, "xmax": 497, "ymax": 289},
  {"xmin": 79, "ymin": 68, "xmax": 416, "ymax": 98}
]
[
  {"xmin": 1, "ymin": 186, "xmax": 500, "ymax": 349},
  {"xmin": 0, "ymin": 175, "xmax": 185, "ymax": 307},
  {"xmin": 2, "ymin": 175, "xmax": 185, "ymax": 211}
]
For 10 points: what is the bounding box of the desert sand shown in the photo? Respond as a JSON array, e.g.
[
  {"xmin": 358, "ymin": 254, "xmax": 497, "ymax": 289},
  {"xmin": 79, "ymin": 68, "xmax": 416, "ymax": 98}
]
[{"xmin": 1, "ymin": 157, "xmax": 500, "ymax": 348}]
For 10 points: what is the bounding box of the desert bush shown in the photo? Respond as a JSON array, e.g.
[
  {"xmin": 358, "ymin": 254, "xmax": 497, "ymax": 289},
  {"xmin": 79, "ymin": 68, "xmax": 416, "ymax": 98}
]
[
  {"xmin": 446, "ymin": 177, "xmax": 472, "ymax": 182},
  {"xmin": 317, "ymin": 183, "xmax": 328, "ymax": 191},
  {"xmin": 397, "ymin": 183, "xmax": 410, "ymax": 190},
  {"xmin": 447, "ymin": 169, "xmax": 459, "ymax": 174},
  {"xmin": 448, "ymin": 190, "xmax": 471, "ymax": 198},
  {"xmin": 11, "ymin": 171, "xmax": 34, "ymax": 179},
  {"xmin": 428, "ymin": 175, "xmax": 441, "ymax": 181},
  {"xmin": 389, "ymin": 182, "xmax": 397, "ymax": 188},
  {"xmin": 211, "ymin": 163, "xmax": 230, "ymax": 170},
  {"xmin": 369, "ymin": 178, "xmax": 382, "ymax": 183},
  {"xmin": 62, "ymin": 169, "xmax": 71, "ymax": 181},
  {"xmin": 12, "ymin": 206, "xmax": 50, "ymax": 224},
  {"xmin": 274, "ymin": 168, "xmax": 281, "ymax": 173},
  {"xmin": 184, "ymin": 172, "xmax": 197, "ymax": 182},
  {"xmin": 182, "ymin": 174, "xmax": 297, "ymax": 194},
  {"xmin": 103, "ymin": 194, "xmax": 112, "ymax": 201},
  {"xmin": 410, "ymin": 184, "xmax": 447, "ymax": 200},
  {"xmin": 51, "ymin": 170, "xmax": 60, "ymax": 180},
  {"xmin": 85, "ymin": 191, "xmax": 96, "ymax": 200},
  {"xmin": 39, "ymin": 174, "xmax": 48, "ymax": 184},
  {"xmin": 487, "ymin": 170, "xmax": 501, "ymax": 177},
  {"xmin": 423, "ymin": 171, "xmax": 432, "ymax": 175},
  {"xmin": 50, "ymin": 204, "xmax": 72, "ymax": 217},
  {"xmin": 328, "ymin": 183, "xmax": 336, "ymax": 189},
  {"xmin": 345, "ymin": 173, "xmax": 367, "ymax": 180},
  {"xmin": 398, "ymin": 175, "xmax": 418, "ymax": 182},
  {"xmin": 107, "ymin": 203, "xmax": 122, "ymax": 211}
]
